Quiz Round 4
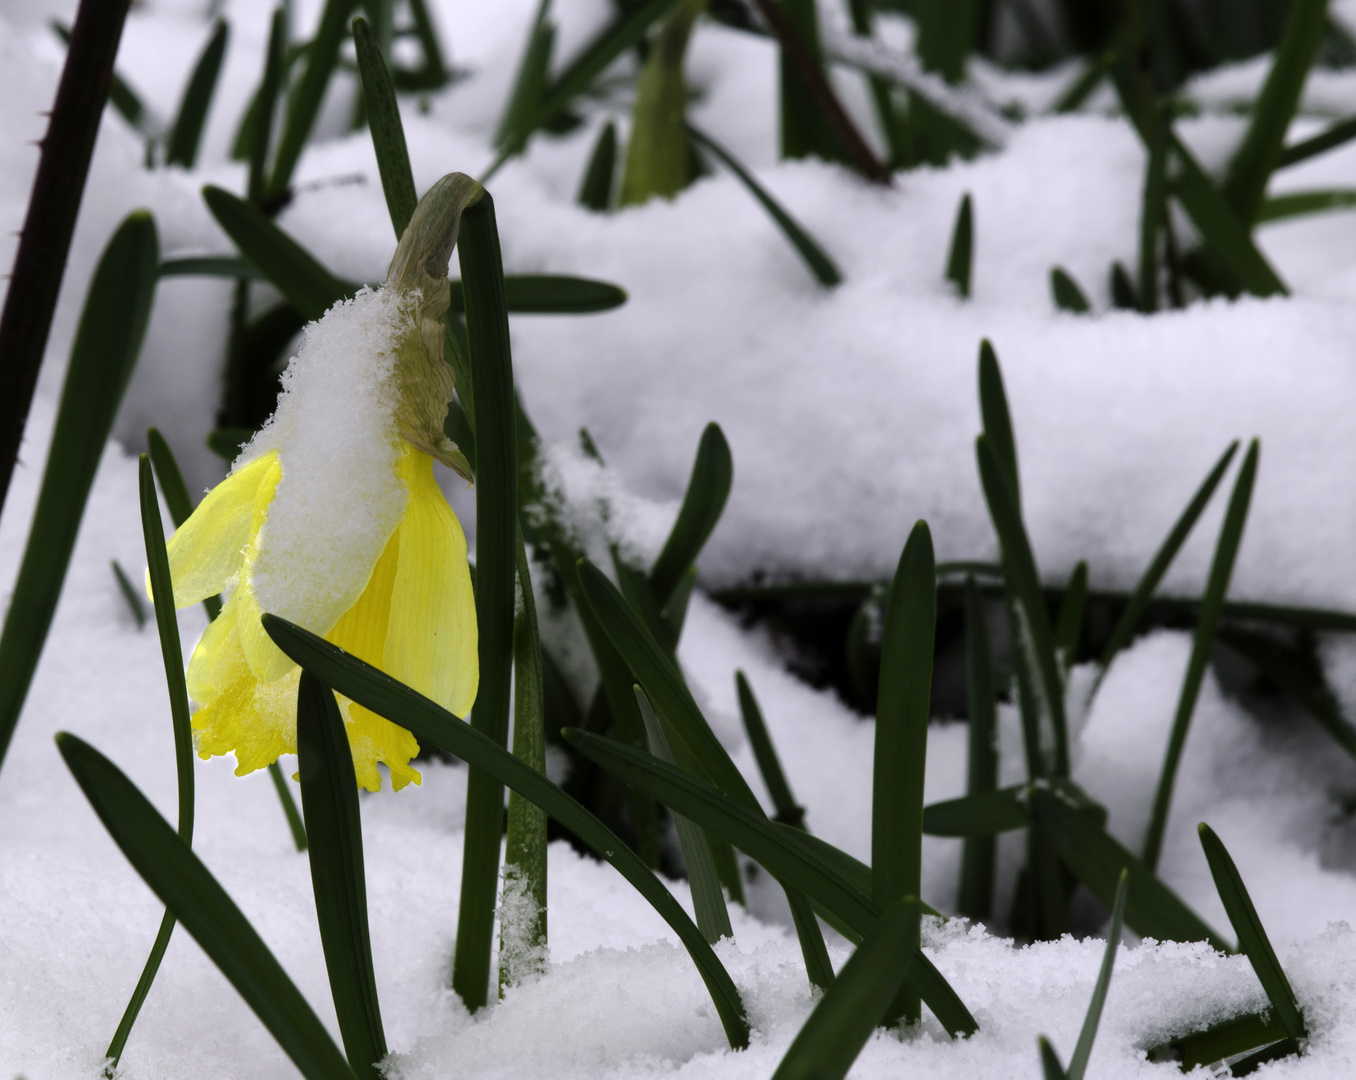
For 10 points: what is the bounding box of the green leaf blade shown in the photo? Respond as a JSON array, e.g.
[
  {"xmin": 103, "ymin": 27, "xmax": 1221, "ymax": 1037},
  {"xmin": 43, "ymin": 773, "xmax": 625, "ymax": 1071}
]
[
  {"xmin": 202, "ymin": 185, "xmax": 348, "ymax": 320},
  {"xmin": 771, "ymin": 898, "xmax": 921, "ymax": 1080},
  {"xmin": 1096, "ymin": 441, "xmax": 1239, "ymax": 675},
  {"xmin": 57, "ymin": 732, "xmax": 356, "ymax": 1080},
  {"xmin": 1143, "ymin": 440, "xmax": 1259, "ymax": 871},
  {"xmin": 958, "ymin": 575, "xmax": 998, "ymax": 918},
  {"xmin": 353, "ymin": 16, "xmax": 417, "ymax": 239},
  {"xmin": 1065, "ymin": 869, "xmax": 1127, "ymax": 1080},
  {"xmin": 454, "ymin": 189, "xmax": 519, "ymax": 1014},
  {"xmin": 635, "ymin": 687, "xmax": 733, "ymax": 944},
  {"xmin": 297, "ymin": 673, "xmax": 386, "ymax": 1077},
  {"xmin": 871, "ymin": 521, "xmax": 935, "ymax": 1022},
  {"xmin": 1198, "ymin": 824, "xmax": 1306, "ymax": 1044},
  {"xmin": 0, "ymin": 211, "xmax": 158, "ymax": 774},
  {"xmin": 1030, "ymin": 786, "xmax": 1228, "ymax": 951},
  {"xmin": 687, "ymin": 124, "xmax": 843, "ymax": 287},
  {"xmin": 649, "ymin": 422, "xmax": 733, "ymax": 607},
  {"xmin": 166, "ymin": 18, "xmax": 230, "ymax": 169},
  {"xmin": 260, "ymin": 614, "xmax": 752, "ymax": 1049},
  {"xmin": 1050, "ymin": 266, "xmax": 1091, "ymax": 313},
  {"xmin": 1222, "ymin": 0, "xmax": 1328, "ymax": 224},
  {"xmin": 945, "ymin": 192, "xmax": 973, "ymax": 298}
]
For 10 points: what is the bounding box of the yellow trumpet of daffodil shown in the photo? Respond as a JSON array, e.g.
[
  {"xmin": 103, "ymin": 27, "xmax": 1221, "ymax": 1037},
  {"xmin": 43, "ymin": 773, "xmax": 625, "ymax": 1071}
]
[{"xmin": 164, "ymin": 176, "xmax": 483, "ymax": 791}]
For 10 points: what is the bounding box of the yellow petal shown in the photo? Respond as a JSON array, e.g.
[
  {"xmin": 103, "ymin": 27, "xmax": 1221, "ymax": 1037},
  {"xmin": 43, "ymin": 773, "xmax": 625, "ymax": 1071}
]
[
  {"xmin": 232, "ymin": 454, "xmax": 296, "ymax": 683},
  {"xmin": 326, "ymin": 522, "xmax": 419, "ymax": 791},
  {"xmin": 384, "ymin": 447, "xmax": 478, "ymax": 718},
  {"xmin": 192, "ymin": 664, "xmax": 301, "ymax": 776},
  {"xmin": 166, "ymin": 451, "xmax": 281, "ymax": 608},
  {"xmin": 185, "ymin": 592, "xmax": 241, "ymax": 703}
]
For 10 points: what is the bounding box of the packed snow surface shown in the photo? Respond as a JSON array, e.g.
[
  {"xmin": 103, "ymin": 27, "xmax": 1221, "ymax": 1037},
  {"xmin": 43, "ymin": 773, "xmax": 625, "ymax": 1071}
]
[{"xmin": 4, "ymin": 0, "xmax": 1356, "ymax": 1077}]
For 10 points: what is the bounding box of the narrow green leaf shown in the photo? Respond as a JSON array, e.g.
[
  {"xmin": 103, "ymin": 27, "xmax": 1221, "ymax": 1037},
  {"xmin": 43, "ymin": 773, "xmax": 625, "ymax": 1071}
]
[
  {"xmin": 452, "ymin": 186, "xmax": 519, "ymax": 1014},
  {"xmin": 138, "ymin": 456, "xmax": 194, "ymax": 853},
  {"xmin": 1143, "ymin": 439, "xmax": 1259, "ymax": 872},
  {"xmin": 502, "ymin": 525, "xmax": 549, "ymax": 991},
  {"xmin": 247, "ymin": 7, "xmax": 287, "ymax": 205},
  {"xmin": 577, "ymin": 559, "xmax": 758, "ymax": 807},
  {"xmin": 269, "ymin": 761, "xmax": 309, "ymax": 851},
  {"xmin": 770, "ymin": 898, "xmax": 920, "ymax": 1080},
  {"xmin": 774, "ymin": 0, "xmax": 838, "ymax": 163},
  {"xmin": 1050, "ymin": 266, "xmax": 1091, "ymax": 313},
  {"xmin": 620, "ymin": 0, "xmax": 704, "ymax": 206},
  {"xmin": 532, "ymin": 0, "xmax": 685, "ymax": 146},
  {"xmin": 110, "ymin": 560, "xmax": 146, "ymax": 629},
  {"xmin": 1053, "ymin": 51, "xmax": 1112, "ymax": 113},
  {"xmin": 1110, "ymin": 261, "xmax": 1138, "ymax": 310},
  {"xmin": 575, "ymin": 561, "xmax": 840, "ymax": 979},
  {"xmin": 166, "ymin": 18, "xmax": 229, "ymax": 169},
  {"xmin": 564, "ymin": 726, "xmax": 978, "ymax": 1036},
  {"xmin": 650, "ymin": 422, "xmax": 733, "ymax": 607},
  {"xmin": 397, "ymin": 0, "xmax": 449, "ymax": 91},
  {"xmin": 958, "ymin": 575, "xmax": 998, "ymax": 919},
  {"xmin": 104, "ymin": 455, "xmax": 198, "ymax": 1066},
  {"xmin": 977, "ymin": 339, "xmax": 1019, "ymax": 510},
  {"xmin": 353, "ymin": 16, "xmax": 417, "ymax": 239},
  {"xmin": 924, "ymin": 785, "xmax": 1030, "ymax": 837},
  {"xmin": 578, "ymin": 120, "xmax": 618, "ymax": 211},
  {"xmin": 872, "ymin": 521, "xmax": 934, "ymax": 1024},
  {"xmin": 1066, "ymin": 869, "xmax": 1128, "ymax": 1080},
  {"xmin": 202, "ymin": 185, "xmax": 349, "ymax": 319},
  {"xmin": 57, "ymin": 732, "xmax": 356, "ymax": 1080},
  {"xmin": 976, "ymin": 435, "xmax": 1069, "ymax": 776},
  {"xmin": 660, "ymin": 565, "xmax": 697, "ymax": 645},
  {"xmin": 160, "ymin": 255, "xmax": 263, "ymax": 281},
  {"xmin": 144, "ymin": 427, "xmax": 194, "ymax": 526},
  {"xmin": 1096, "ymin": 440, "xmax": 1239, "ymax": 676},
  {"xmin": 945, "ymin": 192, "xmax": 973, "ymax": 298},
  {"xmin": 296, "ymin": 673, "xmax": 386, "ymax": 1078},
  {"xmin": 1029, "ymin": 786, "xmax": 1228, "ymax": 950},
  {"xmin": 269, "ymin": 0, "xmax": 357, "ymax": 197},
  {"xmin": 0, "ymin": 212, "xmax": 158, "ymax": 772},
  {"xmin": 448, "ymin": 275, "xmax": 628, "ymax": 315},
  {"xmin": 636, "ymin": 687, "xmax": 732, "ymax": 943},
  {"xmin": 1258, "ymin": 188, "xmax": 1356, "ymax": 223},
  {"xmin": 1231, "ymin": 1038, "xmax": 1302, "ymax": 1076},
  {"xmin": 1054, "ymin": 560, "xmax": 1088, "ymax": 670},
  {"xmin": 1198, "ymin": 823, "xmax": 1306, "ymax": 1042},
  {"xmin": 495, "ymin": 1, "xmax": 555, "ymax": 152},
  {"xmin": 735, "ymin": 671, "xmax": 803, "ymax": 828},
  {"xmin": 687, "ymin": 124, "xmax": 843, "ymax": 287},
  {"xmin": 1139, "ymin": 116, "xmax": 1168, "ymax": 312},
  {"xmin": 1217, "ymin": 628, "xmax": 1356, "ymax": 757},
  {"xmin": 1222, "ymin": 0, "xmax": 1327, "ymax": 224},
  {"xmin": 1169, "ymin": 134, "xmax": 1288, "ymax": 297},
  {"xmin": 260, "ymin": 615, "xmax": 752, "ymax": 1049},
  {"xmin": 1039, "ymin": 1037, "xmax": 1069, "ymax": 1080},
  {"xmin": 1278, "ymin": 113, "xmax": 1356, "ymax": 168},
  {"xmin": 1147, "ymin": 1011, "xmax": 1289, "ymax": 1069}
]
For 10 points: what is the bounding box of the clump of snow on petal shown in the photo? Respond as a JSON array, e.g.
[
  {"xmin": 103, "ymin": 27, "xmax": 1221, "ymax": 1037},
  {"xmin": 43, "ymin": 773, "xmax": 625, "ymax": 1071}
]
[{"xmin": 245, "ymin": 286, "xmax": 409, "ymax": 637}]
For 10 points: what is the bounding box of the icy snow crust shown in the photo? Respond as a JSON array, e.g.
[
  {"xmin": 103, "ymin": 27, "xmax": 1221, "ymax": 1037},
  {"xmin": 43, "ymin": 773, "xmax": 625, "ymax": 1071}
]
[
  {"xmin": 4, "ymin": 0, "xmax": 1356, "ymax": 1077},
  {"xmin": 242, "ymin": 286, "xmax": 408, "ymax": 641}
]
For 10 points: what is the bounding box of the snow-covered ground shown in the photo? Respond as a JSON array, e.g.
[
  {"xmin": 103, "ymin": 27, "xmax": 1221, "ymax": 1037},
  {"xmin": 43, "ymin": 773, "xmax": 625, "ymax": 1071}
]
[{"xmin": 5, "ymin": 0, "xmax": 1356, "ymax": 1077}]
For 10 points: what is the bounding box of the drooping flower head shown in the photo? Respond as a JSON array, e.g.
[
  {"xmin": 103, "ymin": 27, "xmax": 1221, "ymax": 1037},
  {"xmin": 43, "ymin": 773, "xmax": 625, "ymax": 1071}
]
[{"xmin": 166, "ymin": 175, "xmax": 482, "ymax": 791}]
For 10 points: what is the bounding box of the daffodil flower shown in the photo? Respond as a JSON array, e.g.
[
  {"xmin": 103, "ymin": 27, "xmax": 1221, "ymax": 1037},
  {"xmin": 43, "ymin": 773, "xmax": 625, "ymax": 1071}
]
[{"xmin": 164, "ymin": 176, "xmax": 481, "ymax": 791}]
